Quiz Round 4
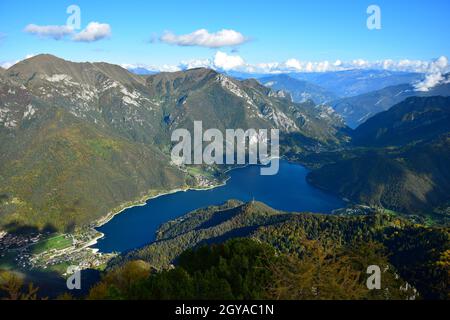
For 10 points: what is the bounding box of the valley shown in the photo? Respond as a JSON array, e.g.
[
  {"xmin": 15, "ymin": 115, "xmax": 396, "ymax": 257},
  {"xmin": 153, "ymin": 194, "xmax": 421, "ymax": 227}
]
[{"xmin": 0, "ymin": 54, "xmax": 448, "ymax": 300}]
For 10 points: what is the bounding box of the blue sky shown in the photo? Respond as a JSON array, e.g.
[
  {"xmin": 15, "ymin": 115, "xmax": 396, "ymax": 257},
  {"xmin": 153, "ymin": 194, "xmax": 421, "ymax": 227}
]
[{"xmin": 0, "ymin": 0, "xmax": 449, "ymax": 72}]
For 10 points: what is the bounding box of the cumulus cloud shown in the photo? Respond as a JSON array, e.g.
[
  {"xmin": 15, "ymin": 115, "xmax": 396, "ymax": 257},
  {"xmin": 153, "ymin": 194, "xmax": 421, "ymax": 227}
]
[
  {"xmin": 160, "ymin": 29, "xmax": 248, "ymax": 48},
  {"xmin": 24, "ymin": 24, "xmax": 74, "ymax": 40},
  {"xmin": 284, "ymin": 59, "xmax": 302, "ymax": 70},
  {"xmin": 179, "ymin": 58, "xmax": 211, "ymax": 70},
  {"xmin": 239, "ymin": 56, "xmax": 450, "ymax": 74},
  {"xmin": 413, "ymin": 56, "xmax": 449, "ymax": 92},
  {"xmin": 24, "ymin": 22, "xmax": 111, "ymax": 42},
  {"xmin": 72, "ymin": 22, "xmax": 111, "ymax": 42},
  {"xmin": 213, "ymin": 51, "xmax": 245, "ymax": 70}
]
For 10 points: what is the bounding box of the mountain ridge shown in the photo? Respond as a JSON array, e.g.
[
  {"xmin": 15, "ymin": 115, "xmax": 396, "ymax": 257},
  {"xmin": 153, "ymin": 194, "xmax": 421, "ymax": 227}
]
[
  {"xmin": 308, "ymin": 96, "xmax": 450, "ymax": 219},
  {"xmin": 352, "ymin": 96, "xmax": 450, "ymax": 146},
  {"xmin": 332, "ymin": 76, "xmax": 450, "ymax": 128},
  {"xmin": 0, "ymin": 54, "xmax": 348, "ymax": 231},
  {"xmin": 258, "ymin": 74, "xmax": 338, "ymax": 104}
]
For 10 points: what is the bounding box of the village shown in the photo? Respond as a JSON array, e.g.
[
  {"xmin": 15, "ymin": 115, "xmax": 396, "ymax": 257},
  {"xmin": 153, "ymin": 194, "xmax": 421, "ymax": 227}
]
[{"xmin": 0, "ymin": 228, "xmax": 115, "ymax": 274}]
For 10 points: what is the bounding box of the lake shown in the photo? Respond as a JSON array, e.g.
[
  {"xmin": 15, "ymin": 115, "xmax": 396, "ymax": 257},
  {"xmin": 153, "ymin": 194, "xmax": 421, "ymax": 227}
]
[{"xmin": 93, "ymin": 160, "xmax": 344, "ymax": 253}]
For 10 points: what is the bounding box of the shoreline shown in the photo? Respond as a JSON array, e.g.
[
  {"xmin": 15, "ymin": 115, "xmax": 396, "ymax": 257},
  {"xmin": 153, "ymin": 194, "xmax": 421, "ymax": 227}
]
[
  {"xmin": 1, "ymin": 160, "xmax": 348, "ymax": 273},
  {"xmin": 92, "ymin": 163, "xmax": 255, "ymax": 230},
  {"xmin": 86, "ymin": 159, "xmax": 343, "ymax": 252},
  {"xmin": 89, "ymin": 173, "xmax": 232, "ymax": 250}
]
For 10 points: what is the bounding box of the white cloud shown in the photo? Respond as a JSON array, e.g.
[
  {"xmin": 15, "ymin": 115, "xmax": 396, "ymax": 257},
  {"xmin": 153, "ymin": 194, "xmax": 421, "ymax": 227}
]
[
  {"xmin": 122, "ymin": 53, "xmax": 449, "ymax": 80},
  {"xmin": 1, "ymin": 53, "xmax": 36, "ymax": 69},
  {"xmin": 24, "ymin": 53, "xmax": 36, "ymax": 59},
  {"xmin": 72, "ymin": 22, "xmax": 111, "ymax": 42},
  {"xmin": 24, "ymin": 24, "xmax": 74, "ymax": 40},
  {"xmin": 24, "ymin": 22, "xmax": 111, "ymax": 42},
  {"xmin": 160, "ymin": 29, "xmax": 248, "ymax": 48},
  {"xmin": 414, "ymin": 72, "xmax": 445, "ymax": 92},
  {"xmin": 0, "ymin": 61, "xmax": 14, "ymax": 69},
  {"xmin": 179, "ymin": 58, "xmax": 211, "ymax": 70},
  {"xmin": 284, "ymin": 59, "xmax": 302, "ymax": 70},
  {"xmin": 153, "ymin": 64, "xmax": 182, "ymax": 72},
  {"xmin": 413, "ymin": 56, "xmax": 449, "ymax": 91},
  {"xmin": 213, "ymin": 51, "xmax": 245, "ymax": 70},
  {"xmin": 121, "ymin": 63, "xmax": 181, "ymax": 73}
]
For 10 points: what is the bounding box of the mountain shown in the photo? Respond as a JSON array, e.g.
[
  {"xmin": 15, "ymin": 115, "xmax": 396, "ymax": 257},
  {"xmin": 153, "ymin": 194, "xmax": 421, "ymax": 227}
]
[
  {"xmin": 4, "ymin": 55, "xmax": 349, "ymax": 142},
  {"xmin": 352, "ymin": 96, "xmax": 450, "ymax": 146},
  {"xmin": 0, "ymin": 67, "xmax": 186, "ymax": 231},
  {"xmin": 333, "ymin": 84, "xmax": 413, "ymax": 128},
  {"xmin": 5, "ymin": 54, "xmax": 166, "ymax": 146},
  {"xmin": 142, "ymin": 69, "xmax": 347, "ymax": 144},
  {"xmin": 290, "ymin": 69, "xmax": 424, "ymax": 97},
  {"xmin": 108, "ymin": 199, "xmax": 448, "ymax": 299},
  {"xmin": 258, "ymin": 74, "xmax": 338, "ymax": 104},
  {"xmin": 0, "ymin": 54, "xmax": 347, "ymax": 231},
  {"xmin": 6, "ymin": 55, "xmax": 346, "ymax": 144},
  {"xmin": 307, "ymin": 96, "xmax": 450, "ymax": 218},
  {"xmin": 308, "ymin": 134, "xmax": 450, "ymax": 217},
  {"xmin": 332, "ymin": 76, "xmax": 450, "ymax": 128},
  {"xmin": 113, "ymin": 199, "xmax": 396, "ymax": 269}
]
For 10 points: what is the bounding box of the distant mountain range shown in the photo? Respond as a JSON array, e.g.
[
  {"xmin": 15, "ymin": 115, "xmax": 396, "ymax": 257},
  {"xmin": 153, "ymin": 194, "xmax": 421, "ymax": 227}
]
[
  {"xmin": 332, "ymin": 74, "xmax": 450, "ymax": 128},
  {"xmin": 245, "ymin": 70, "xmax": 432, "ymax": 129},
  {"xmin": 0, "ymin": 54, "xmax": 346, "ymax": 231},
  {"xmin": 258, "ymin": 74, "xmax": 337, "ymax": 104},
  {"xmin": 127, "ymin": 67, "xmax": 158, "ymax": 75},
  {"xmin": 289, "ymin": 69, "xmax": 424, "ymax": 97},
  {"xmin": 129, "ymin": 67, "xmax": 424, "ymax": 98}
]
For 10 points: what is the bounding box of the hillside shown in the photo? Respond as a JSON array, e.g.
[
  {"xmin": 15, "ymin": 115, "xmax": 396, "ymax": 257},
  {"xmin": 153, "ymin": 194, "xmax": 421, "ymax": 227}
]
[
  {"xmin": 108, "ymin": 200, "xmax": 448, "ymax": 299},
  {"xmin": 6, "ymin": 54, "xmax": 164, "ymax": 144},
  {"xmin": 352, "ymin": 96, "xmax": 450, "ymax": 146},
  {"xmin": 6, "ymin": 55, "xmax": 347, "ymax": 145},
  {"xmin": 0, "ymin": 76, "xmax": 185, "ymax": 230},
  {"xmin": 115, "ymin": 200, "xmax": 291, "ymax": 268},
  {"xmin": 308, "ymin": 136, "xmax": 450, "ymax": 217},
  {"xmin": 305, "ymin": 96, "xmax": 450, "ymax": 218},
  {"xmin": 143, "ymin": 68, "xmax": 347, "ymax": 145}
]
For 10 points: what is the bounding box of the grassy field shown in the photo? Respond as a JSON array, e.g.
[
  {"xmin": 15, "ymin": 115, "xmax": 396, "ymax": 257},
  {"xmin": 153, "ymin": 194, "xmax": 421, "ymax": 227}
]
[
  {"xmin": 32, "ymin": 234, "xmax": 73, "ymax": 254},
  {"xmin": 45, "ymin": 261, "xmax": 72, "ymax": 274},
  {"xmin": 186, "ymin": 165, "xmax": 216, "ymax": 179}
]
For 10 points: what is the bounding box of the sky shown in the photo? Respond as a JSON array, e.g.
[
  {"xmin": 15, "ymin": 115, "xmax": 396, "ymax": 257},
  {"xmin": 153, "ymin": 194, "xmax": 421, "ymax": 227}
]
[{"xmin": 0, "ymin": 0, "xmax": 449, "ymax": 74}]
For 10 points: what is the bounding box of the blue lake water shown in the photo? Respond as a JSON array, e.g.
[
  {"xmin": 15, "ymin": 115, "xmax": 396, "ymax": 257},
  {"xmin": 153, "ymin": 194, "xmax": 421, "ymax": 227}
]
[{"xmin": 93, "ymin": 160, "xmax": 344, "ymax": 253}]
